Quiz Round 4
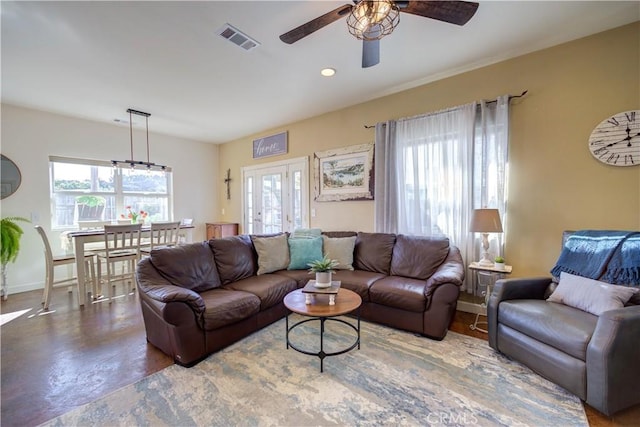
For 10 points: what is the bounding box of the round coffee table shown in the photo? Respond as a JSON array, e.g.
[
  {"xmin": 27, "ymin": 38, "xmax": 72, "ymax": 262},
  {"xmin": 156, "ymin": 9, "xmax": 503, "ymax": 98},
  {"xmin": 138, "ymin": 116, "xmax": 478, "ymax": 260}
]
[{"xmin": 284, "ymin": 288, "xmax": 362, "ymax": 372}]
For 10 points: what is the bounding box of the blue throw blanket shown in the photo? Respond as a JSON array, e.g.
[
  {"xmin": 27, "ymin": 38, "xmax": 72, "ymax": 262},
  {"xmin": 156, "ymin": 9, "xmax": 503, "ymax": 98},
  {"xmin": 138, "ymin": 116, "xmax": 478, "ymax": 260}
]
[{"xmin": 550, "ymin": 230, "xmax": 640, "ymax": 286}]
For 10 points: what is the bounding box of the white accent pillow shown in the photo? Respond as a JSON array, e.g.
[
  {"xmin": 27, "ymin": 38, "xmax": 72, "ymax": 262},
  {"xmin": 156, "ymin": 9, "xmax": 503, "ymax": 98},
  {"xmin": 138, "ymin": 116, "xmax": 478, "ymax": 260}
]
[
  {"xmin": 253, "ymin": 234, "xmax": 290, "ymax": 275},
  {"xmin": 547, "ymin": 272, "xmax": 638, "ymax": 316},
  {"xmin": 322, "ymin": 235, "xmax": 356, "ymax": 270}
]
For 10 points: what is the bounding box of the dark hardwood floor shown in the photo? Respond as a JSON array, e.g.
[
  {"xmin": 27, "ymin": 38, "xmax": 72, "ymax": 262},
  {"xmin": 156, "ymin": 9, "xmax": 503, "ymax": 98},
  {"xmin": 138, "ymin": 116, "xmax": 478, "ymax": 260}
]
[{"xmin": 1, "ymin": 287, "xmax": 638, "ymax": 426}]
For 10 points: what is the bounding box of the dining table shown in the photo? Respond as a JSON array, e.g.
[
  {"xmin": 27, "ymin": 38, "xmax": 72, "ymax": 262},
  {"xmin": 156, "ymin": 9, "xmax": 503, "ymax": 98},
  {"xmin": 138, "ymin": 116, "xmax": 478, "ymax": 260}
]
[{"xmin": 60, "ymin": 224, "xmax": 194, "ymax": 306}]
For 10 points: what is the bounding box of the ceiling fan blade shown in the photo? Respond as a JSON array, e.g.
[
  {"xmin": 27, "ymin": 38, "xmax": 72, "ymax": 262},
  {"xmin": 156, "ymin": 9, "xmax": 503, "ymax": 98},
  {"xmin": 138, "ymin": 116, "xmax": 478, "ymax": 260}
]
[
  {"xmin": 279, "ymin": 4, "xmax": 353, "ymax": 44},
  {"xmin": 399, "ymin": 1, "xmax": 479, "ymax": 26},
  {"xmin": 362, "ymin": 25, "xmax": 381, "ymax": 68}
]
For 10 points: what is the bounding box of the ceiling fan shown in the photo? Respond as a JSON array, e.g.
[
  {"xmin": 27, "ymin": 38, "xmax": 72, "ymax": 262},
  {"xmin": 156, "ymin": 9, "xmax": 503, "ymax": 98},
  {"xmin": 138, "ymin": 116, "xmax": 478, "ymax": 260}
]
[{"xmin": 280, "ymin": 1, "xmax": 479, "ymax": 68}]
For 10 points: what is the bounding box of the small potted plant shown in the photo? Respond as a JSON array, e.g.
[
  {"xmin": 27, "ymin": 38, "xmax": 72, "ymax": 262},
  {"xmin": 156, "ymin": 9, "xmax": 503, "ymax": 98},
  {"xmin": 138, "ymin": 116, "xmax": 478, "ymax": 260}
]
[
  {"xmin": 494, "ymin": 255, "xmax": 506, "ymax": 270},
  {"xmin": 307, "ymin": 255, "xmax": 339, "ymax": 288}
]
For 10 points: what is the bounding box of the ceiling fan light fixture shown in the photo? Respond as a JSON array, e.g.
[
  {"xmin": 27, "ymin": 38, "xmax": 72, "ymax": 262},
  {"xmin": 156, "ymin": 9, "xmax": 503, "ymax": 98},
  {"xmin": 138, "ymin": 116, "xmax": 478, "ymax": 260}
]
[{"xmin": 347, "ymin": 0, "xmax": 399, "ymax": 41}]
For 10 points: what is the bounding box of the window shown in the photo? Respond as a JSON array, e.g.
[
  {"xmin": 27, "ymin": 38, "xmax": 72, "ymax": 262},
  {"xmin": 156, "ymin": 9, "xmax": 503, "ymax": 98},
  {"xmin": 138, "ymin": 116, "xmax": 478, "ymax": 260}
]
[
  {"xmin": 375, "ymin": 96, "xmax": 509, "ymax": 268},
  {"xmin": 50, "ymin": 156, "xmax": 173, "ymax": 229}
]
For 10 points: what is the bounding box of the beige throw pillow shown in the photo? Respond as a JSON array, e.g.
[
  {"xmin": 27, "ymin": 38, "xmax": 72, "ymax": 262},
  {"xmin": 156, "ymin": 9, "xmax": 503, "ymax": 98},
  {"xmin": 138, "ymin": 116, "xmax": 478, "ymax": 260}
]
[
  {"xmin": 252, "ymin": 234, "xmax": 290, "ymax": 275},
  {"xmin": 547, "ymin": 272, "xmax": 638, "ymax": 316},
  {"xmin": 323, "ymin": 235, "xmax": 356, "ymax": 270}
]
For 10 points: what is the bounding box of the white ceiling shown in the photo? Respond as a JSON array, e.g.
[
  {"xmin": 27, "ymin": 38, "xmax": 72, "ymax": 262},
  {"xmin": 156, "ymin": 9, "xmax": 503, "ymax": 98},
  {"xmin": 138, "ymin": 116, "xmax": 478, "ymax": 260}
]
[{"xmin": 2, "ymin": 1, "xmax": 639, "ymax": 144}]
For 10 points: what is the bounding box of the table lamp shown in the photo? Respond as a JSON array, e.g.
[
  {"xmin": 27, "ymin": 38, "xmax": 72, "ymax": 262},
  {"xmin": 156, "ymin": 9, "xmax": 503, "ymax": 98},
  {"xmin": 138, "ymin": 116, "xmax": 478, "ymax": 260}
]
[{"xmin": 469, "ymin": 208, "xmax": 503, "ymax": 266}]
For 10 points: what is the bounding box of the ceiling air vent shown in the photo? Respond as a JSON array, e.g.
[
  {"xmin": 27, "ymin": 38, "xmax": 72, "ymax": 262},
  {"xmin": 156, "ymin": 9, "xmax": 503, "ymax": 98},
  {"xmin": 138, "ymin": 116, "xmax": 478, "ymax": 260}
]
[{"xmin": 217, "ymin": 23, "xmax": 260, "ymax": 51}]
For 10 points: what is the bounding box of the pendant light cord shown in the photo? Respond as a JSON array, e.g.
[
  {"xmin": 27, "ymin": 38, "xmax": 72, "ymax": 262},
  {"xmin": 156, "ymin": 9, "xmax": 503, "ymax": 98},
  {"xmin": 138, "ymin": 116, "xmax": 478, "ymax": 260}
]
[
  {"xmin": 146, "ymin": 115, "xmax": 150, "ymax": 164},
  {"xmin": 129, "ymin": 109, "xmax": 134, "ymax": 162}
]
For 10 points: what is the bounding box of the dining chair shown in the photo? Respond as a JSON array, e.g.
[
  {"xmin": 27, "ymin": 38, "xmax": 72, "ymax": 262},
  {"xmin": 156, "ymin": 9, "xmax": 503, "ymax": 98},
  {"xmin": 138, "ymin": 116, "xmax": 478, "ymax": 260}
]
[
  {"xmin": 140, "ymin": 221, "xmax": 181, "ymax": 255},
  {"xmin": 78, "ymin": 220, "xmax": 112, "ymax": 252},
  {"xmin": 35, "ymin": 225, "xmax": 97, "ymax": 310},
  {"xmin": 178, "ymin": 218, "xmax": 193, "ymax": 244},
  {"xmin": 96, "ymin": 223, "xmax": 142, "ymax": 301}
]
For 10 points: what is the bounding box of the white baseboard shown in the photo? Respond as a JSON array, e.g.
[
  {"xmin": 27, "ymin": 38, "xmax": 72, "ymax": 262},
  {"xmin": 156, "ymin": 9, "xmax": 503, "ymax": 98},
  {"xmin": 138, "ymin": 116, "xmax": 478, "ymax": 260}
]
[
  {"xmin": 3, "ymin": 281, "xmax": 44, "ymax": 296},
  {"xmin": 457, "ymin": 300, "xmax": 487, "ymax": 316}
]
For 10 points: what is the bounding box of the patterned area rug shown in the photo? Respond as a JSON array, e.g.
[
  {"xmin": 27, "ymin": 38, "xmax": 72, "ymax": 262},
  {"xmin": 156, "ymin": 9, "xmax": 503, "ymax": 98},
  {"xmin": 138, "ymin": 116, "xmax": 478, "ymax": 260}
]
[{"xmin": 41, "ymin": 315, "xmax": 587, "ymax": 426}]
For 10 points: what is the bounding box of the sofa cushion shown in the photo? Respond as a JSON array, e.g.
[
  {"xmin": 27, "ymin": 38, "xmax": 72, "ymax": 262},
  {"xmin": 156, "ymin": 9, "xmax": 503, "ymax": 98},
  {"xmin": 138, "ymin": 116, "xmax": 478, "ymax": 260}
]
[
  {"xmin": 332, "ymin": 270, "xmax": 386, "ymax": 302},
  {"xmin": 288, "ymin": 236, "xmax": 323, "ymax": 270},
  {"xmin": 223, "ymin": 274, "xmax": 297, "ymax": 310},
  {"xmin": 252, "ymin": 233, "xmax": 290, "ymax": 275},
  {"xmin": 390, "ymin": 234, "xmax": 450, "ymax": 280},
  {"xmin": 200, "ymin": 289, "xmax": 261, "ymax": 331},
  {"xmin": 149, "ymin": 242, "xmax": 221, "ymax": 292},
  {"xmin": 209, "ymin": 235, "xmax": 257, "ymax": 285},
  {"xmin": 354, "ymin": 232, "xmax": 396, "ymax": 274},
  {"xmin": 499, "ymin": 299, "xmax": 598, "ymax": 361},
  {"xmin": 369, "ymin": 276, "xmax": 427, "ymax": 313},
  {"xmin": 291, "ymin": 228, "xmax": 322, "ymax": 239},
  {"xmin": 323, "ymin": 235, "xmax": 356, "ymax": 270},
  {"xmin": 547, "ymin": 272, "xmax": 638, "ymax": 316},
  {"xmin": 272, "ymin": 269, "xmax": 311, "ymax": 288}
]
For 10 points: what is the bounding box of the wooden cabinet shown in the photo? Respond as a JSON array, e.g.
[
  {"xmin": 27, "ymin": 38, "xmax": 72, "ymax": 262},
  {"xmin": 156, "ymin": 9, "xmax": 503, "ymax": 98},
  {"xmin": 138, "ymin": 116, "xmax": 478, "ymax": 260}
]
[{"xmin": 206, "ymin": 222, "xmax": 239, "ymax": 239}]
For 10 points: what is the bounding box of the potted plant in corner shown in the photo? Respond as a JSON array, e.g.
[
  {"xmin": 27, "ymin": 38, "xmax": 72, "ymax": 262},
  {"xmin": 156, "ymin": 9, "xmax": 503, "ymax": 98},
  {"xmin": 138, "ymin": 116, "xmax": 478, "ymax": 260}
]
[
  {"xmin": 308, "ymin": 255, "xmax": 339, "ymax": 288},
  {"xmin": 0, "ymin": 216, "xmax": 29, "ymax": 300},
  {"xmin": 494, "ymin": 256, "xmax": 506, "ymax": 270}
]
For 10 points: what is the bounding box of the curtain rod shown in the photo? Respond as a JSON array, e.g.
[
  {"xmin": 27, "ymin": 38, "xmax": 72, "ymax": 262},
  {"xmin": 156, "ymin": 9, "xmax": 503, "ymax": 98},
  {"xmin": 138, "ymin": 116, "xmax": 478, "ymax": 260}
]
[{"xmin": 364, "ymin": 90, "xmax": 528, "ymax": 129}]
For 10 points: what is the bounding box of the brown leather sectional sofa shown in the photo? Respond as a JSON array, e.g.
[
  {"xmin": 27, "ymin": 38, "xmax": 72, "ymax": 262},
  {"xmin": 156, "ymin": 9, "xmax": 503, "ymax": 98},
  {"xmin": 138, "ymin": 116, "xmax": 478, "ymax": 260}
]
[{"xmin": 136, "ymin": 231, "xmax": 465, "ymax": 366}]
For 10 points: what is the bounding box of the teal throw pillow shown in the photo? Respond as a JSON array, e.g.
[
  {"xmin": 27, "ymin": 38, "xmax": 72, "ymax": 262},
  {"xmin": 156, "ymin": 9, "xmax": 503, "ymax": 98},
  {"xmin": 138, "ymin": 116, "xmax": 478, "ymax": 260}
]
[
  {"xmin": 288, "ymin": 236, "xmax": 323, "ymax": 270},
  {"xmin": 291, "ymin": 228, "xmax": 322, "ymax": 239}
]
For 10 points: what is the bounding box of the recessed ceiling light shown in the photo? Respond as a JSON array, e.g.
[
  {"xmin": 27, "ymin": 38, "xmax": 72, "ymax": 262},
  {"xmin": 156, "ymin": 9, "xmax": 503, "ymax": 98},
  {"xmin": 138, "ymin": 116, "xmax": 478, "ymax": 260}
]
[{"xmin": 321, "ymin": 68, "xmax": 336, "ymax": 77}]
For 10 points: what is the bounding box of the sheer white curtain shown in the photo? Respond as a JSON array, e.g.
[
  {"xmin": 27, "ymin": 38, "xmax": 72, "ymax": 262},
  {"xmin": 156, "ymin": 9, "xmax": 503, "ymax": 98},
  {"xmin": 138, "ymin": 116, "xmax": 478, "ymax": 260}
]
[
  {"xmin": 394, "ymin": 103, "xmax": 476, "ymax": 268},
  {"xmin": 374, "ymin": 96, "xmax": 510, "ymax": 290},
  {"xmin": 472, "ymin": 96, "xmax": 510, "ymax": 262}
]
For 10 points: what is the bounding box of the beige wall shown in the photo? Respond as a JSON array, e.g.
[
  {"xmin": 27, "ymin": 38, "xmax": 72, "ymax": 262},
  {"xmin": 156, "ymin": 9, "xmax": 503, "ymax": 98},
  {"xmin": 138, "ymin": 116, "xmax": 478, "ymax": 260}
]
[
  {"xmin": 1, "ymin": 104, "xmax": 219, "ymax": 293},
  {"xmin": 218, "ymin": 22, "xmax": 640, "ymax": 278}
]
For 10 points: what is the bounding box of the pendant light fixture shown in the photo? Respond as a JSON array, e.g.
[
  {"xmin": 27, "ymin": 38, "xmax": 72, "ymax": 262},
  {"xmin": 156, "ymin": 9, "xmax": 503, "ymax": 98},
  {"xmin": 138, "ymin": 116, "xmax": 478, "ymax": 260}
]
[{"xmin": 111, "ymin": 108, "xmax": 167, "ymax": 171}]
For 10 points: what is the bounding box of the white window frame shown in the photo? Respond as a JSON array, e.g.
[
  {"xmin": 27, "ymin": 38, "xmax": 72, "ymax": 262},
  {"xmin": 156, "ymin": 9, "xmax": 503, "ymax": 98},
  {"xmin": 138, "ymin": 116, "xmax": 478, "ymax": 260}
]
[{"xmin": 49, "ymin": 156, "xmax": 173, "ymax": 230}]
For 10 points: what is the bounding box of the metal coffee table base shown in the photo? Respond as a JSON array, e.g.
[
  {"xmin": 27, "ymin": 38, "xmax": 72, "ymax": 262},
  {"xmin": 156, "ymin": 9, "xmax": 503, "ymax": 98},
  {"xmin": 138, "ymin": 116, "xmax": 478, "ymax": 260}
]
[{"xmin": 286, "ymin": 312, "xmax": 360, "ymax": 373}]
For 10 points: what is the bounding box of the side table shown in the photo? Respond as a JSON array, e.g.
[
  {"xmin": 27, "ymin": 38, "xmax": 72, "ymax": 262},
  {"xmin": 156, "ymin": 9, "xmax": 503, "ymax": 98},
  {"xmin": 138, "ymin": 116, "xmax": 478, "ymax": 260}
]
[{"xmin": 468, "ymin": 262, "xmax": 513, "ymax": 333}]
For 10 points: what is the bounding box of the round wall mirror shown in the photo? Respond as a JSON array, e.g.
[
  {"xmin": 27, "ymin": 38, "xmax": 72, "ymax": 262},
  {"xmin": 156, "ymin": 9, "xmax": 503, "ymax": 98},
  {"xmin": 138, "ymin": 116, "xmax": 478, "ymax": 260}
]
[{"xmin": 1, "ymin": 155, "xmax": 22, "ymax": 199}]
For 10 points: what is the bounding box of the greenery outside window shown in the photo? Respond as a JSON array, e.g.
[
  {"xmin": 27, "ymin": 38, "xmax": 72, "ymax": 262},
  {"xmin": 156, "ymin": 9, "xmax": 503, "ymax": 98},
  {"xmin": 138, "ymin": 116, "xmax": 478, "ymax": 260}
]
[{"xmin": 50, "ymin": 156, "xmax": 173, "ymax": 229}]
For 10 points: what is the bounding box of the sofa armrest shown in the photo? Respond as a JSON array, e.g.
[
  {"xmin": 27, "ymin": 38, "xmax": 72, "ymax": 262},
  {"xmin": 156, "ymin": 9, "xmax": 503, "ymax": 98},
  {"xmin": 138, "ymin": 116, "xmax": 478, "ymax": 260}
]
[
  {"xmin": 586, "ymin": 305, "xmax": 640, "ymax": 415},
  {"xmin": 487, "ymin": 277, "xmax": 552, "ymax": 349},
  {"xmin": 424, "ymin": 246, "xmax": 464, "ymax": 297},
  {"xmin": 136, "ymin": 258, "xmax": 206, "ymax": 317},
  {"xmin": 490, "ymin": 277, "xmax": 552, "ymax": 304}
]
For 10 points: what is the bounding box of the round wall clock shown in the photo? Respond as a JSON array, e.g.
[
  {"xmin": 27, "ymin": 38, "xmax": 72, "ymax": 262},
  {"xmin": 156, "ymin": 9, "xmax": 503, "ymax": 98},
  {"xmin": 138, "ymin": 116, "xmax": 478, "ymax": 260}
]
[{"xmin": 588, "ymin": 110, "xmax": 640, "ymax": 166}]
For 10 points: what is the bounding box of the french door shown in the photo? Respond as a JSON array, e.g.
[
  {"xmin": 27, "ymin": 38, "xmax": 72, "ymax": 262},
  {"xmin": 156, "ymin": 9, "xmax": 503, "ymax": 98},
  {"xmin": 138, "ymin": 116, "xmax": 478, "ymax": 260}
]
[{"xmin": 241, "ymin": 157, "xmax": 309, "ymax": 234}]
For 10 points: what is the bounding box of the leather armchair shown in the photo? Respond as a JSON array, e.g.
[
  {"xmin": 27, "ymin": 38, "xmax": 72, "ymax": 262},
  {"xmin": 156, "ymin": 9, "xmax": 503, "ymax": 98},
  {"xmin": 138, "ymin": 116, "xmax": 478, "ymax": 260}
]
[{"xmin": 488, "ymin": 277, "xmax": 640, "ymax": 416}]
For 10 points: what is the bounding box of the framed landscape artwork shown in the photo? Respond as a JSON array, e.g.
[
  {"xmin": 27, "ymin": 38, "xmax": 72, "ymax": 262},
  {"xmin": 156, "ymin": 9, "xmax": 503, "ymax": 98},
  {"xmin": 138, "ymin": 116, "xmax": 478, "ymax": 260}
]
[{"xmin": 314, "ymin": 143, "xmax": 374, "ymax": 202}]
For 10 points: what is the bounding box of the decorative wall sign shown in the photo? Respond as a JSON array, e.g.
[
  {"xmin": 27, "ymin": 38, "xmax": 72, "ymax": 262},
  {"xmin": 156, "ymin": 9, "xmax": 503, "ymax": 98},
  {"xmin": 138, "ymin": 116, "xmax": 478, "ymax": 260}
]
[
  {"xmin": 253, "ymin": 131, "xmax": 288, "ymax": 159},
  {"xmin": 314, "ymin": 143, "xmax": 374, "ymax": 202}
]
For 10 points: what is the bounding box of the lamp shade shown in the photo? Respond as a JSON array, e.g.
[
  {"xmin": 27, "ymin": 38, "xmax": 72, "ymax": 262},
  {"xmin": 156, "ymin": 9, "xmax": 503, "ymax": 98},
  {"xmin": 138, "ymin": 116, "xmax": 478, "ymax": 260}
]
[{"xmin": 469, "ymin": 209, "xmax": 503, "ymax": 233}]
